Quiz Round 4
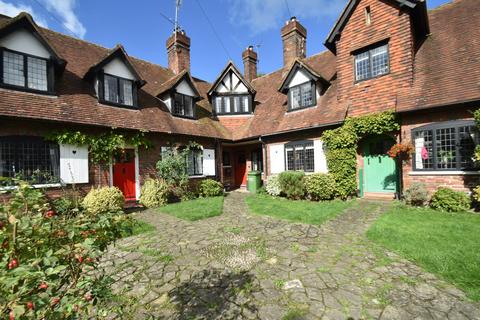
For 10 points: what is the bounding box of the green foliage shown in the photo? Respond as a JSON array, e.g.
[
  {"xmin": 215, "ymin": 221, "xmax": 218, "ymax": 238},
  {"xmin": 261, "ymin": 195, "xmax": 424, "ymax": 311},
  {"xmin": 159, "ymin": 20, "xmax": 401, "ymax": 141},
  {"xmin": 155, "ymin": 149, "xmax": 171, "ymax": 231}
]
[
  {"xmin": 278, "ymin": 171, "xmax": 305, "ymax": 200},
  {"xmin": 403, "ymin": 182, "xmax": 429, "ymax": 207},
  {"xmin": 304, "ymin": 173, "xmax": 337, "ymax": 201},
  {"xmin": 199, "ymin": 179, "xmax": 224, "ymax": 197},
  {"xmin": 46, "ymin": 130, "xmax": 152, "ymax": 164},
  {"xmin": 322, "ymin": 111, "xmax": 400, "ymax": 199},
  {"xmin": 139, "ymin": 179, "xmax": 170, "ymax": 208},
  {"xmin": 430, "ymin": 187, "xmax": 471, "ymax": 212},
  {"xmin": 82, "ymin": 187, "xmax": 125, "ymax": 215},
  {"xmin": 367, "ymin": 204, "xmax": 480, "ymax": 300},
  {"xmin": 472, "ymin": 185, "xmax": 480, "ymax": 204},
  {"xmin": 265, "ymin": 175, "xmax": 281, "ymax": 197},
  {"xmin": 0, "ymin": 182, "xmax": 132, "ymax": 318}
]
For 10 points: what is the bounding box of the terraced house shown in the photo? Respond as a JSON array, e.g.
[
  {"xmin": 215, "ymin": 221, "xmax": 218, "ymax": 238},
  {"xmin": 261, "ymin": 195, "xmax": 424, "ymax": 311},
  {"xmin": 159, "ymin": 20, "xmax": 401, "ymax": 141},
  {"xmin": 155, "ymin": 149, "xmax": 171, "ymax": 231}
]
[{"xmin": 0, "ymin": 0, "xmax": 479, "ymax": 201}]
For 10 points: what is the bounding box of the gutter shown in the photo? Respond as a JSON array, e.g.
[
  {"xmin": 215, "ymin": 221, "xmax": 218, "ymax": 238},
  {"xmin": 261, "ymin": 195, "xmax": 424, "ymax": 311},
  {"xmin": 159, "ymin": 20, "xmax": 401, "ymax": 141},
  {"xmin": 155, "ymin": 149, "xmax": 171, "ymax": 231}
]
[{"xmin": 260, "ymin": 120, "xmax": 344, "ymax": 138}]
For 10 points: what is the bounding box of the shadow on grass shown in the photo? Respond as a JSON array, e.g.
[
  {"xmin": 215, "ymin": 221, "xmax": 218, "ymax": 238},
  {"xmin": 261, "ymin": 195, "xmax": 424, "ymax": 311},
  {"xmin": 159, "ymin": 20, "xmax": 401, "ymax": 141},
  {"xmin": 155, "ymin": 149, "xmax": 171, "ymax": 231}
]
[{"xmin": 169, "ymin": 269, "xmax": 257, "ymax": 319}]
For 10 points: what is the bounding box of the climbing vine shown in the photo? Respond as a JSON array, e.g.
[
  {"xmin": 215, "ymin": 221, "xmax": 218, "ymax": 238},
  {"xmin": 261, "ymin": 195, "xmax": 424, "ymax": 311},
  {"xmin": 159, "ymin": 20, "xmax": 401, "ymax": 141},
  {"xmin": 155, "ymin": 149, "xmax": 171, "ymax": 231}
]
[
  {"xmin": 322, "ymin": 111, "xmax": 400, "ymax": 199},
  {"xmin": 46, "ymin": 130, "xmax": 152, "ymax": 164}
]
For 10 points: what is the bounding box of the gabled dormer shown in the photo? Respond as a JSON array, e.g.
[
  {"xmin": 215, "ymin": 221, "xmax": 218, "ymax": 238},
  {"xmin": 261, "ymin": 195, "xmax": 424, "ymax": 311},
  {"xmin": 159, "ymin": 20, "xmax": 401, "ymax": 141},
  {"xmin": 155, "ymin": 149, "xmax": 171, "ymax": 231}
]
[
  {"xmin": 0, "ymin": 12, "xmax": 66, "ymax": 95},
  {"xmin": 208, "ymin": 61, "xmax": 256, "ymax": 116},
  {"xmin": 278, "ymin": 59, "xmax": 329, "ymax": 112},
  {"xmin": 156, "ymin": 70, "xmax": 202, "ymax": 119},
  {"xmin": 84, "ymin": 45, "xmax": 146, "ymax": 109}
]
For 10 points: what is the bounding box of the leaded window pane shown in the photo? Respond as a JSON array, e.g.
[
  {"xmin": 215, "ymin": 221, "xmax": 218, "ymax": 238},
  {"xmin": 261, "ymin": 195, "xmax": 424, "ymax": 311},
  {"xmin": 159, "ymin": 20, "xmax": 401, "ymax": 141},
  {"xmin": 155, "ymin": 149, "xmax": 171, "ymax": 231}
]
[
  {"xmin": 0, "ymin": 137, "xmax": 59, "ymax": 185},
  {"xmin": 242, "ymin": 96, "xmax": 249, "ymax": 112},
  {"xmin": 371, "ymin": 45, "xmax": 389, "ymax": 77},
  {"xmin": 3, "ymin": 51, "xmax": 25, "ymax": 87},
  {"xmin": 27, "ymin": 56, "xmax": 47, "ymax": 91},
  {"xmin": 285, "ymin": 142, "xmax": 315, "ymax": 172},
  {"xmin": 300, "ymin": 83, "xmax": 313, "ymax": 107},
  {"xmin": 286, "ymin": 147, "xmax": 294, "ymax": 171},
  {"xmin": 186, "ymin": 150, "xmax": 203, "ymax": 176},
  {"xmin": 414, "ymin": 130, "xmax": 433, "ymax": 170},
  {"xmin": 120, "ymin": 78, "xmax": 133, "ymax": 106},
  {"xmin": 305, "ymin": 143, "xmax": 314, "ymax": 172},
  {"xmin": 290, "ymin": 86, "xmax": 301, "ymax": 110},
  {"xmin": 355, "ymin": 51, "xmax": 371, "ymax": 81},
  {"xmin": 355, "ymin": 44, "xmax": 389, "ymax": 81},
  {"xmin": 458, "ymin": 126, "xmax": 477, "ymax": 169},
  {"xmin": 436, "ymin": 127, "xmax": 456, "ymax": 169},
  {"xmin": 233, "ymin": 96, "xmax": 240, "ymax": 113},
  {"xmin": 104, "ymin": 75, "xmax": 119, "ymax": 103}
]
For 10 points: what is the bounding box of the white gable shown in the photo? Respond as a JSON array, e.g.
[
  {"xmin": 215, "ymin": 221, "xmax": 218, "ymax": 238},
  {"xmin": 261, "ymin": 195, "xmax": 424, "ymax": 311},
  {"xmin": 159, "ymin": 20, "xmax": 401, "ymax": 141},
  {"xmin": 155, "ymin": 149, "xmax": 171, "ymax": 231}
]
[
  {"xmin": 287, "ymin": 69, "xmax": 311, "ymax": 88},
  {"xmin": 214, "ymin": 70, "xmax": 248, "ymax": 94},
  {"xmin": 103, "ymin": 57, "xmax": 136, "ymax": 80},
  {"xmin": 175, "ymin": 79, "xmax": 196, "ymax": 96},
  {"xmin": 0, "ymin": 28, "xmax": 50, "ymax": 58}
]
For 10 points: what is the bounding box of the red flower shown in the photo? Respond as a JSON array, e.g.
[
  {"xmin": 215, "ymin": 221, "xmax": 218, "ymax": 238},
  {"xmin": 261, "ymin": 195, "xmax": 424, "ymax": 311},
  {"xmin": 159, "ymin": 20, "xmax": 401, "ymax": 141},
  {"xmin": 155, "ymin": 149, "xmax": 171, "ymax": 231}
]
[
  {"xmin": 38, "ymin": 282, "xmax": 48, "ymax": 290},
  {"xmin": 9, "ymin": 310, "xmax": 14, "ymax": 320},
  {"xmin": 26, "ymin": 301, "xmax": 34, "ymax": 310},
  {"xmin": 50, "ymin": 297, "xmax": 60, "ymax": 307},
  {"xmin": 45, "ymin": 210, "xmax": 56, "ymax": 218},
  {"xmin": 76, "ymin": 256, "xmax": 84, "ymax": 264},
  {"xmin": 7, "ymin": 259, "xmax": 18, "ymax": 270}
]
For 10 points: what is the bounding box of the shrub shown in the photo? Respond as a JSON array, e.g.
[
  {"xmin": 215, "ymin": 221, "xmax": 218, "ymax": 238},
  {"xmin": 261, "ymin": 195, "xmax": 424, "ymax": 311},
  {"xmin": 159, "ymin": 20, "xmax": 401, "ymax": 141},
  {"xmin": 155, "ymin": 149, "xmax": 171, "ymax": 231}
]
[
  {"xmin": 0, "ymin": 182, "xmax": 132, "ymax": 319},
  {"xmin": 403, "ymin": 182, "xmax": 429, "ymax": 206},
  {"xmin": 278, "ymin": 171, "xmax": 305, "ymax": 200},
  {"xmin": 257, "ymin": 186, "xmax": 268, "ymax": 195},
  {"xmin": 430, "ymin": 187, "xmax": 471, "ymax": 212},
  {"xmin": 265, "ymin": 175, "xmax": 281, "ymax": 197},
  {"xmin": 472, "ymin": 185, "xmax": 480, "ymax": 204},
  {"xmin": 305, "ymin": 173, "xmax": 337, "ymax": 201},
  {"xmin": 82, "ymin": 187, "xmax": 124, "ymax": 215},
  {"xmin": 52, "ymin": 190, "xmax": 83, "ymax": 215},
  {"xmin": 139, "ymin": 179, "xmax": 170, "ymax": 208},
  {"xmin": 199, "ymin": 179, "xmax": 224, "ymax": 197}
]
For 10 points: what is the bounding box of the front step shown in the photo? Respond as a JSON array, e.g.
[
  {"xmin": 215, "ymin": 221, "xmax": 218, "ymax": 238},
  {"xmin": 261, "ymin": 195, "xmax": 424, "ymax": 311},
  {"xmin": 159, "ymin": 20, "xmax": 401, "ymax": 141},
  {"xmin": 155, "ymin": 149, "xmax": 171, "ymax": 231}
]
[{"xmin": 363, "ymin": 192, "xmax": 396, "ymax": 201}]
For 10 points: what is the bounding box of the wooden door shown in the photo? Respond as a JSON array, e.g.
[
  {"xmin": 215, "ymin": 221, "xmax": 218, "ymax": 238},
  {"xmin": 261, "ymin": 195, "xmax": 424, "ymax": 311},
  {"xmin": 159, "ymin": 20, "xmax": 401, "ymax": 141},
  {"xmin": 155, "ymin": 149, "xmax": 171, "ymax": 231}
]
[
  {"xmin": 113, "ymin": 149, "xmax": 136, "ymax": 201},
  {"xmin": 235, "ymin": 152, "xmax": 247, "ymax": 187},
  {"xmin": 363, "ymin": 136, "xmax": 397, "ymax": 193}
]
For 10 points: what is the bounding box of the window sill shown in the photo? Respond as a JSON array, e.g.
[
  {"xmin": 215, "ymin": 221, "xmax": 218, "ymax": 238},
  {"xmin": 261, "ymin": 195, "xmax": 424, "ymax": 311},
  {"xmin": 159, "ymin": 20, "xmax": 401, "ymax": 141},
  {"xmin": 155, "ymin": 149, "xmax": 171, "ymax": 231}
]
[
  {"xmin": 99, "ymin": 99, "xmax": 138, "ymax": 110},
  {"xmin": 409, "ymin": 171, "xmax": 480, "ymax": 176},
  {"xmin": 189, "ymin": 175, "xmax": 207, "ymax": 179},
  {"xmin": 0, "ymin": 85, "xmax": 56, "ymax": 96},
  {"xmin": 0, "ymin": 183, "xmax": 62, "ymax": 191},
  {"xmin": 215, "ymin": 113, "xmax": 253, "ymax": 117}
]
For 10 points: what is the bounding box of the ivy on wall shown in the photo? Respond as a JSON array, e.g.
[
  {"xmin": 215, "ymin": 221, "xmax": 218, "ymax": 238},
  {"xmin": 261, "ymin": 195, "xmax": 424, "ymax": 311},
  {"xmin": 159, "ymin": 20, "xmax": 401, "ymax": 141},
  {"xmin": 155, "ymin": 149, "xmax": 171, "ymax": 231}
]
[
  {"xmin": 474, "ymin": 109, "xmax": 480, "ymax": 162},
  {"xmin": 322, "ymin": 111, "xmax": 400, "ymax": 199},
  {"xmin": 46, "ymin": 130, "xmax": 152, "ymax": 164}
]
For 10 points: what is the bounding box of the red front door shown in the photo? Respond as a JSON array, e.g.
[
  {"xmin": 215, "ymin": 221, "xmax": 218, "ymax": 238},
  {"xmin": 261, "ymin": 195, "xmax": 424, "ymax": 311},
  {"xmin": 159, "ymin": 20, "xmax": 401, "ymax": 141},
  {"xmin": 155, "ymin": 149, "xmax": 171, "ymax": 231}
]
[
  {"xmin": 113, "ymin": 149, "xmax": 136, "ymax": 202},
  {"xmin": 235, "ymin": 152, "xmax": 247, "ymax": 187}
]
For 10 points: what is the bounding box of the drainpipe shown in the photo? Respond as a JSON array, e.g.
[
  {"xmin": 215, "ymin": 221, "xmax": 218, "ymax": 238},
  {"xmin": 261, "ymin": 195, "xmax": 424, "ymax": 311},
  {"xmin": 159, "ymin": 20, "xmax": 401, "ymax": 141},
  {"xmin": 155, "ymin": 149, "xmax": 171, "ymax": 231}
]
[{"xmin": 259, "ymin": 136, "xmax": 268, "ymax": 179}]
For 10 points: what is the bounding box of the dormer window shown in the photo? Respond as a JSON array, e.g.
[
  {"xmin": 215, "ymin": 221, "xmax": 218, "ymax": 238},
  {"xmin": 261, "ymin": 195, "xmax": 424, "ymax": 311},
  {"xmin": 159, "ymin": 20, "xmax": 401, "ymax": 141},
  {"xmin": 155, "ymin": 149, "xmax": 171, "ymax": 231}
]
[
  {"xmin": 214, "ymin": 95, "xmax": 250, "ymax": 115},
  {"xmin": 289, "ymin": 82, "xmax": 316, "ymax": 111},
  {"xmin": 354, "ymin": 43, "xmax": 389, "ymax": 82},
  {"xmin": 103, "ymin": 74, "xmax": 135, "ymax": 107},
  {"xmin": 173, "ymin": 92, "xmax": 195, "ymax": 118},
  {"xmin": 1, "ymin": 48, "xmax": 52, "ymax": 93}
]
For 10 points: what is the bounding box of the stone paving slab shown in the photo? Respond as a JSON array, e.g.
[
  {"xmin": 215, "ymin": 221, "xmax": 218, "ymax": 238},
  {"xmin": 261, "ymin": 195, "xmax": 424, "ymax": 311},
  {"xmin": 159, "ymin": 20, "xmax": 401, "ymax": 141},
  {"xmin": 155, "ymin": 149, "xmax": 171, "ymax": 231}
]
[{"xmin": 99, "ymin": 192, "xmax": 480, "ymax": 319}]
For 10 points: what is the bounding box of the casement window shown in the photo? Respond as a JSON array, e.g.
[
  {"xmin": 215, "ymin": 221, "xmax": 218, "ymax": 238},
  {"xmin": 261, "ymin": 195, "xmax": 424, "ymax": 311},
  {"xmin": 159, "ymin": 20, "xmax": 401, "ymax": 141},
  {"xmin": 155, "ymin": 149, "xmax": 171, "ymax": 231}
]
[
  {"xmin": 285, "ymin": 141, "xmax": 315, "ymax": 172},
  {"xmin": 289, "ymin": 82, "xmax": 316, "ymax": 111},
  {"xmin": 251, "ymin": 149, "xmax": 263, "ymax": 172},
  {"xmin": 101, "ymin": 73, "xmax": 136, "ymax": 107},
  {"xmin": 173, "ymin": 92, "xmax": 195, "ymax": 118},
  {"xmin": 187, "ymin": 149, "xmax": 203, "ymax": 176},
  {"xmin": 214, "ymin": 95, "xmax": 251, "ymax": 115},
  {"xmin": 412, "ymin": 121, "xmax": 479, "ymax": 171},
  {"xmin": 354, "ymin": 43, "xmax": 389, "ymax": 82},
  {"xmin": 0, "ymin": 136, "xmax": 59, "ymax": 185},
  {"xmin": 1, "ymin": 48, "xmax": 53, "ymax": 93}
]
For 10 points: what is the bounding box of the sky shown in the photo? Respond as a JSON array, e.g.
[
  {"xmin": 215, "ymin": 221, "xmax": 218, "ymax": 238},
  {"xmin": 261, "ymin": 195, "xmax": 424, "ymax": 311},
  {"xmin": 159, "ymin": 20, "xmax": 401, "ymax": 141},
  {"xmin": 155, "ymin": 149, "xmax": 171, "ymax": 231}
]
[{"xmin": 0, "ymin": 0, "xmax": 452, "ymax": 82}]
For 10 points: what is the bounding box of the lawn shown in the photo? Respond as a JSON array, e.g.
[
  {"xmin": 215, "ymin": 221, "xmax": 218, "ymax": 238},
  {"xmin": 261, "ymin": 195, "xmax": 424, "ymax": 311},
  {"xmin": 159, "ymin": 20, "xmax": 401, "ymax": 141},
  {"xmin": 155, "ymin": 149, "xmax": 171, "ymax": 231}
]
[
  {"xmin": 159, "ymin": 196, "xmax": 224, "ymax": 221},
  {"xmin": 367, "ymin": 204, "xmax": 480, "ymax": 301},
  {"xmin": 245, "ymin": 194, "xmax": 355, "ymax": 225},
  {"xmin": 120, "ymin": 220, "xmax": 156, "ymax": 238}
]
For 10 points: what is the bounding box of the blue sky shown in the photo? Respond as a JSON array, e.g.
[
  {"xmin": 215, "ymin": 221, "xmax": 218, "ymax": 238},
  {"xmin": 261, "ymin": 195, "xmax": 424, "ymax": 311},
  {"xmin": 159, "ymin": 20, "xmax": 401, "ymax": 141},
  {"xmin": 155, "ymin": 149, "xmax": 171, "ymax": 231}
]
[{"xmin": 1, "ymin": 0, "xmax": 451, "ymax": 82}]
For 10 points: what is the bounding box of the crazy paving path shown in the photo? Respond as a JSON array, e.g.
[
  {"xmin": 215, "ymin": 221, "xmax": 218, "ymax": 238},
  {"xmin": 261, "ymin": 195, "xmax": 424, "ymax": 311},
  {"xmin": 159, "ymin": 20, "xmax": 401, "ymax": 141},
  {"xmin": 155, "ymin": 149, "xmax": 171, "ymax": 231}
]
[{"xmin": 99, "ymin": 192, "xmax": 480, "ymax": 319}]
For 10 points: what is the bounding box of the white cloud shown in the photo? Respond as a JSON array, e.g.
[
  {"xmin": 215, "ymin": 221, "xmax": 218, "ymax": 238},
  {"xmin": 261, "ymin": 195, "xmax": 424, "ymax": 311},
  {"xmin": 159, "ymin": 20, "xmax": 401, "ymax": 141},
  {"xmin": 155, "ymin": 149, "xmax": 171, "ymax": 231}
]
[
  {"xmin": 0, "ymin": 0, "xmax": 49, "ymax": 27},
  {"xmin": 40, "ymin": 0, "xmax": 86, "ymax": 38},
  {"xmin": 227, "ymin": 0, "xmax": 346, "ymax": 34}
]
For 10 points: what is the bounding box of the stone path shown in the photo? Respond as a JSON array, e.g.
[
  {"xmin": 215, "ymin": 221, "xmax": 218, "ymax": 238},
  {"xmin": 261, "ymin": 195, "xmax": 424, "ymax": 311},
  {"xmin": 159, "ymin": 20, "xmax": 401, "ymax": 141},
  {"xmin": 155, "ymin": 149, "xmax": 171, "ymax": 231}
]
[{"xmin": 99, "ymin": 192, "xmax": 480, "ymax": 319}]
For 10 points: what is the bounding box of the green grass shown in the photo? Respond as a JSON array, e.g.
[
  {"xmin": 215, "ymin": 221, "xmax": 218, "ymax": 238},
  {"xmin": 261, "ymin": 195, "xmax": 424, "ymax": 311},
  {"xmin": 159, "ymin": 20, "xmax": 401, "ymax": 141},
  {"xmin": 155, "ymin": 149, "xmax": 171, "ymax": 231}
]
[
  {"xmin": 120, "ymin": 220, "xmax": 155, "ymax": 238},
  {"xmin": 159, "ymin": 196, "xmax": 224, "ymax": 221},
  {"xmin": 367, "ymin": 204, "xmax": 480, "ymax": 301},
  {"xmin": 245, "ymin": 194, "xmax": 355, "ymax": 226}
]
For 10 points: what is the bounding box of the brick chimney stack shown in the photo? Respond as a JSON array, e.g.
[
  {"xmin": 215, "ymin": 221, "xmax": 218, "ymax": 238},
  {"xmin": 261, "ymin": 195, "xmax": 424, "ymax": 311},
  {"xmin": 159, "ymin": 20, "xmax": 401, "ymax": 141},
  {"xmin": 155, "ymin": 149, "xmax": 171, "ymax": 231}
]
[
  {"xmin": 166, "ymin": 29, "xmax": 191, "ymax": 74},
  {"xmin": 242, "ymin": 46, "xmax": 258, "ymax": 82},
  {"xmin": 281, "ymin": 17, "xmax": 307, "ymax": 67}
]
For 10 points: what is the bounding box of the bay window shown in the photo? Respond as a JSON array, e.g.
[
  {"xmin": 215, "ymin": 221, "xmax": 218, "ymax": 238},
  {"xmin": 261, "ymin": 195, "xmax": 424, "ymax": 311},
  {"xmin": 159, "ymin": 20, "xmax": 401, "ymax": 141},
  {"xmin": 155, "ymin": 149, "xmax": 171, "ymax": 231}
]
[
  {"xmin": 289, "ymin": 82, "xmax": 316, "ymax": 111},
  {"xmin": 1, "ymin": 48, "xmax": 52, "ymax": 93},
  {"xmin": 173, "ymin": 92, "xmax": 195, "ymax": 118},
  {"xmin": 285, "ymin": 141, "xmax": 314, "ymax": 172},
  {"xmin": 0, "ymin": 136, "xmax": 60, "ymax": 185},
  {"xmin": 412, "ymin": 121, "xmax": 479, "ymax": 171}
]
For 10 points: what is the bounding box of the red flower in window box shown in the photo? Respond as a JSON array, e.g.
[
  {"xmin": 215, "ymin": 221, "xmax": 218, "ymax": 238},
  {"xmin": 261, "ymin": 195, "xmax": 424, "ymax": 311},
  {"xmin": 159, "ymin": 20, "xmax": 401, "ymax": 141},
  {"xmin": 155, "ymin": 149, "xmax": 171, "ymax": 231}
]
[{"xmin": 387, "ymin": 142, "xmax": 414, "ymax": 160}]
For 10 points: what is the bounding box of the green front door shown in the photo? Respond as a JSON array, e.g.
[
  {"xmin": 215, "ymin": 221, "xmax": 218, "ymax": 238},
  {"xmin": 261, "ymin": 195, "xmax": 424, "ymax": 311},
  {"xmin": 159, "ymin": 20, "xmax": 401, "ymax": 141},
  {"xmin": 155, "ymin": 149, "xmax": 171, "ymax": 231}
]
[{"xmin": 363, "ymin": 136, "xmax": 397, "ymax": 193}]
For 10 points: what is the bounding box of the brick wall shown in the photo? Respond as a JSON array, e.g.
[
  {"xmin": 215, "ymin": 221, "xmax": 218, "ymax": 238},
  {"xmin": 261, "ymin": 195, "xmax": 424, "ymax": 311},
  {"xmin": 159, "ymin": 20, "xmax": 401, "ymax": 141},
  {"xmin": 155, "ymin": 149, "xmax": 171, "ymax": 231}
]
[{"xmin": 336, "ymin": 0, "xmax": 414, "ymax": 116}]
